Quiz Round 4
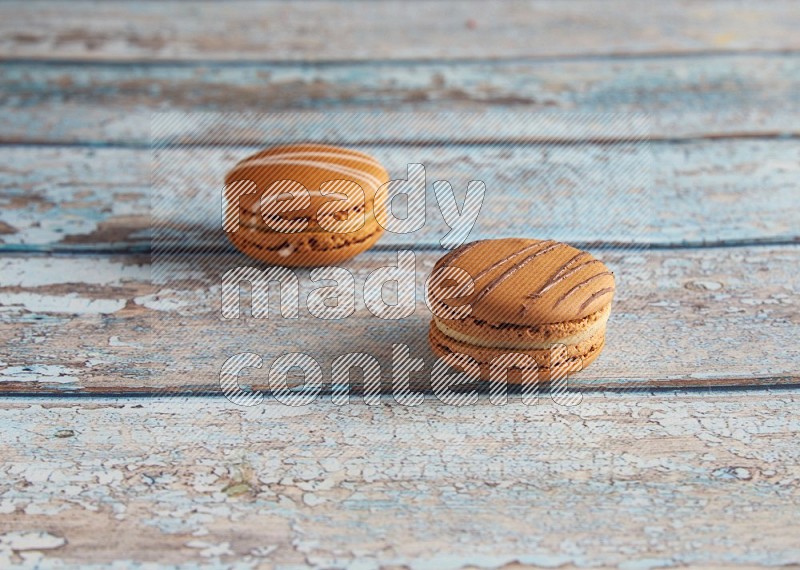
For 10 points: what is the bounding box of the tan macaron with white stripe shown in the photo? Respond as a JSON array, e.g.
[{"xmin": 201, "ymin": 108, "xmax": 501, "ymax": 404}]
[
  {"xmin": 427, "ymin": 238, "xmax": 615, "ymax": 381},
  {"xmin": 224, "ymin": 144, "xmax": 388, "ymax": 266}
]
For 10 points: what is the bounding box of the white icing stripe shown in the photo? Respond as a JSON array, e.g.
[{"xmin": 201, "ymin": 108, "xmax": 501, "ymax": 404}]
[
  {"xmin": 235, "ymin": 155, "xmax": 385, "ymax": 190},
  {"xmin": 238, "ymin": 190, "xmax": 370, "ymax": 200},
  {"xmin": 242, "ymin": 150, "xmax": 383, "ymax": 170},
  {"xmin": 234, "ymin": 158, "xmax": 384, "ymax": 191}
]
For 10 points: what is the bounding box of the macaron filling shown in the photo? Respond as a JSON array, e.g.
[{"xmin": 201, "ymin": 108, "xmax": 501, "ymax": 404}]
[
  {"xmin": 237, "ymin": 198, "xmax": 384, "ymax": 234},
  {"xmin": 231, "ymin": 219, "xmax": 384, "ymax": 255},
  {"xmin": 433, "ymin": 307, "xmax": 609, "ymax": 350},
  {"xmin": 428, "ymin": 320, "xmax": 607, "ymax": 379}
]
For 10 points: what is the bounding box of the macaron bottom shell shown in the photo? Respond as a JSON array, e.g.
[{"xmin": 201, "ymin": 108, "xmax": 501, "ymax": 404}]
[
  {"xmin": 428, "ymin": 312, "xmax": 608, "ymax": 382},
  {"xmin": 227, "ymin": 212, "xmax": 385, "ymax": 267}
]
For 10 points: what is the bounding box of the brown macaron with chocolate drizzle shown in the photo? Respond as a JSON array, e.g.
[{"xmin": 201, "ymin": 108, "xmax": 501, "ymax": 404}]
[
  {"xmin": 427, "ymin": 238, "xmax": 615, "ymax": 381},
  {"xmin": 224, "ymin": 143, "xmax": 388, "ymax": 267}
]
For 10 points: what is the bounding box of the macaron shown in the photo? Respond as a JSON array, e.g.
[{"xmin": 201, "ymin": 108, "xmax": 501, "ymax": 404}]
[
  {"xmin": 427, "ymin": 238, "xmax": 615, "ymax": 381},
  {"xmin": 224, "ymin": 143, "xmax": 388, "ymax": 266}
]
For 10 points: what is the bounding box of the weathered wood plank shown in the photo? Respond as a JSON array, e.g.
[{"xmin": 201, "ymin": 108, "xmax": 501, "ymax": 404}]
[
  {"xmin": 0, "ymin": 146, "xmax": 150, "ymax": 252},
  {"xmin": 2, "ymin": 54, "xmax": 799, "ymax": 145},
  {"xmin": 1, "ymin": 390, "xmax": 799, "ymax": 567},
  {"xmin": 2, "ymin": 139, "xmax": 798, "ymax": 252},
  {"xmin": 1, "ymin": 245, "xmax": 798, "ymax": 394},
  {"xmin": 1, "ymin": 0, "xmax": 798, "ymax": 62}
]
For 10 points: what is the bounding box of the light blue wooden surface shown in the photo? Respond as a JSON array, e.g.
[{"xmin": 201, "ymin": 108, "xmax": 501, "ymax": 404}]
[
  {"xmin": 2, "ymin": 55, "xmax": 799, "ymax": 145},
  {"xmin": 1, "ymin": 1, "xmax": 799, "ymax": 566},
  {"xmin": 2, "ymin": 138, "xmax": 799, "ymax": 253}
]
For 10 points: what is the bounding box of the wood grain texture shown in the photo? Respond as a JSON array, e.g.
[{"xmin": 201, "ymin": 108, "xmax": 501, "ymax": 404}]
[
  {"xmin": 2, "ymin": 139, "xmax": 798, "ymax": 252},
  {"xmin": 1, "ymin": 390, "xmax": 799, "ymax": 567},
  {"xmin": 2, "ymin": 54, "xmax": 799, "ymax": 145},
  {"xmin": 1, "ymin": 0, "xmax": 798, "ymax": 565},
  {"xmin": 1, "ymin": 245, "xmax": 797, "ymax": 394},
  {"xmin": 1, "ymin": 0, "xmax": 799, "ymax": 62}
]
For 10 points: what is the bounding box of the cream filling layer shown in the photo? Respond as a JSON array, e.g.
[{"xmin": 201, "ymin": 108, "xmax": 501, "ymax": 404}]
[{"xmin": 433, "ymin": 312, "xmax": 609, "ymax": 350}]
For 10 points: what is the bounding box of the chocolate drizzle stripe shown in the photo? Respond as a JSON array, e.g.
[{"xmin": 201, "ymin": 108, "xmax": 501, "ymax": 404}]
[
  {"xmin": 472, "ymin": 240, "xmax": 557, "ymax": 282},
  {"xmin": 578, "ymin": 287, "xmax": 616, "ymax": 312},
  {"xmin": 553, "ymin": 271, "xmax": 614, "ymax": 308},
  {"xmin": 533, "ymin": 259, "xmax": 604, "ymax": 298},
  {"xmin": 526, "ymin": 253, "xmax": 600, "ymax": 299},
  {"xmin": 472, "ymin": 241, "xmax": 563, "ymax": 306},
  {"xmin": 550, "ymin": 252, "xmax": 590, "ymax": 280}
]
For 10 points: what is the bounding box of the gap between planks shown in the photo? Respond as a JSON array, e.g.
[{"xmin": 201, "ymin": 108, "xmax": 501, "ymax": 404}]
[
  {"xmin": 4, "ymin": 133, "xmax": 800, "ymax": 151},
  {"xmin": 5, "ymin": 238, "xmax": 800, "ymax": 257},
  {"xmin": 4, "ymin": 48, "xmax": 800, "ymax": 68}
]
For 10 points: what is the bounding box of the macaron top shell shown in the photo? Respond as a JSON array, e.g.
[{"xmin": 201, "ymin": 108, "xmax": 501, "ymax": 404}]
[
  {"xmin": 432, "ymin": 238, "xmax": 615, "ymax": 326},
  {"xmin": 225, "ymin": 143, "xmax": 389, "ymax": 223}
]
